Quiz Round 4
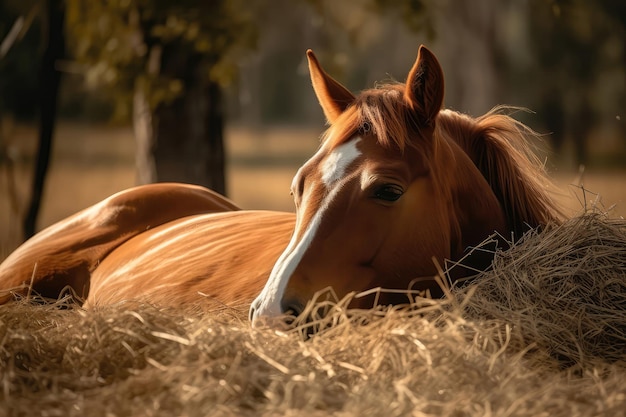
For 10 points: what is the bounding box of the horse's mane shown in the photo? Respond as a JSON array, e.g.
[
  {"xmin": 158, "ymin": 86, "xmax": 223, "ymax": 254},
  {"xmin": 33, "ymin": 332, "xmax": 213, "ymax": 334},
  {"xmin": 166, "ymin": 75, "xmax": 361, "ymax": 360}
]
[
  {"xmin": 322, "ymin": 83, "xmax": 564, "ymax": 237},
  {"xmin": 436, "ymin": 107, "xmax": 565, "ymax": 236}
]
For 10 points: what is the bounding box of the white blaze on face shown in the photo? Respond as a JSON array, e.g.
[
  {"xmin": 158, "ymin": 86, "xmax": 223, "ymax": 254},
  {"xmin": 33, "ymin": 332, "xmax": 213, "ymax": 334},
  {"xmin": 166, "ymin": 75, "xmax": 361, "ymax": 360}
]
[
  {"xmin": 321, "ymin": 140, "xmax": 362, "ymax": 186},
  {"xmin": 250, "ymin": 138, "xmax": 362, "ymax": 321}
]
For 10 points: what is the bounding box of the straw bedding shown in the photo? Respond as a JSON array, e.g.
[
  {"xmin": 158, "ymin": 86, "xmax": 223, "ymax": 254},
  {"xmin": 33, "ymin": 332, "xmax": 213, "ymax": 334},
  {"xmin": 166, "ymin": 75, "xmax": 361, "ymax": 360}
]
[{"xmin": 1, "ymin": 210, "xmax": 625, "ymax": 416}]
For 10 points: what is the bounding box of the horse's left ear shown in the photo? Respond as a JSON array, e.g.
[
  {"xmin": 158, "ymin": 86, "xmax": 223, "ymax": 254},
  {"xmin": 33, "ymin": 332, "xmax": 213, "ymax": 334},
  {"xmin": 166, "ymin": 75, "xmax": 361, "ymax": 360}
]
[
  {"xmin": 404, "ymin": 45, "xmax": 445, "ymax": 126},
  {"xmin": 307, "ymin": 49, "xmax": 355, "ymax": 123}
]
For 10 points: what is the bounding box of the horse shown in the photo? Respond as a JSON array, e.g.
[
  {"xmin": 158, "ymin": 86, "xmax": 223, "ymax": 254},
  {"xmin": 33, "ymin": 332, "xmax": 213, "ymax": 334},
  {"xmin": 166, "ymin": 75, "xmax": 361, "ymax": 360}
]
[{"xmin": 0, "ymin": 46, "xmax": 563, "ymax": 322}]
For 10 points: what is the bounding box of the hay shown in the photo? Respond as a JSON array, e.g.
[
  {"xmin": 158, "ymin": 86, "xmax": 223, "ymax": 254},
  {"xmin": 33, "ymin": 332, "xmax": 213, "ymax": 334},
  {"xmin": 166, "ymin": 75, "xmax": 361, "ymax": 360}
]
[
  {"xmin": 458, "ymin": 212, "xmax": 626, "ymax": 369},
  {"xmin": 1, "ymin": 211, "xmax": 626, "ymax": 416}
]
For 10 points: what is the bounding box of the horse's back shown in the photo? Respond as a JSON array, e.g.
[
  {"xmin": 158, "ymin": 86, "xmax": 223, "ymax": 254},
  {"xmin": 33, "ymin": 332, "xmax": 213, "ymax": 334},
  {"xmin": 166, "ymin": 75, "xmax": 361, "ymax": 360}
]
[
  {"xmin": 0, "ymin": 183, "xmax": 239, "ymax": 303},
  {"xmin": 85, "ymin": 210, "xmax": 295, "ymax": 309}
]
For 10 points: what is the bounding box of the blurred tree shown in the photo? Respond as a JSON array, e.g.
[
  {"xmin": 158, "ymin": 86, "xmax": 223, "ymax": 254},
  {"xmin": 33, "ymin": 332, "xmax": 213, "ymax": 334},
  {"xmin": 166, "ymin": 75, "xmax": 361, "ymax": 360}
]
[
  {"xmin": 65, "ymin": 0, "xmax": 257, "ymax": 194},
  {"xmin": 0, "ymin": 1, "xmax": 42, "ymax": 240},
  {"xmin": 0, "ymin": 0, "xmax": 65, "ymax": 239},
  {"xmin": 23, "ymin": 0, "xmax": 66, "ymax": 239},
  {"xmin": 232, "ymin": 0, "xmax": 436, "ymax": 127},
  {"xmin": 525, "ymin": 0, "xmax": 626, "ymax": 165},
  {"xmin": 0, "ymin": 0, "xmax": 41, "ymax": 120}
]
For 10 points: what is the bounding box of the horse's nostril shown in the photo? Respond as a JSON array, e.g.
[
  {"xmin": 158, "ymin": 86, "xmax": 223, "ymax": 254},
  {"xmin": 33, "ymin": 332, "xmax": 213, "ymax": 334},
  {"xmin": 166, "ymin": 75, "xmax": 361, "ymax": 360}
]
[
  {"xmin": 248, "ymin": 303, "xmax": 257, "ymax": 322},
  {"xmin": 281, "ymin": 300, "xmax": 304, "ymax": 318}
]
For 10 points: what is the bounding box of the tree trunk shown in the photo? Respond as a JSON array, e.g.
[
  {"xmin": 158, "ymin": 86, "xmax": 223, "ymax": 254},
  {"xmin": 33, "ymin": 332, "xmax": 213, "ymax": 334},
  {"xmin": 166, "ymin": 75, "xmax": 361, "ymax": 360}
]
[
  {"xmin": 23, "ymin": 0, "xmax": 65, "ymax": 239},
  {"xmin": 133, "ymin": 55, "xmax": 226, "ymax": 195},
  {"xmin": 152, "ymin": 80, "xmax": 226, "ymax": 195},
  {"xmin": 133, "ymin": 81, "xmax": 157, "ymax": 185}
]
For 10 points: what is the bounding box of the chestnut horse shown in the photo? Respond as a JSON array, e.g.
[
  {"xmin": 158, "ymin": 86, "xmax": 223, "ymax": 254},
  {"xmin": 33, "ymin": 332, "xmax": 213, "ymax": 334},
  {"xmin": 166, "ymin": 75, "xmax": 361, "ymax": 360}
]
[{"xmin": 0, "ymin": 46, "xmax": 562, "ymax": 319}]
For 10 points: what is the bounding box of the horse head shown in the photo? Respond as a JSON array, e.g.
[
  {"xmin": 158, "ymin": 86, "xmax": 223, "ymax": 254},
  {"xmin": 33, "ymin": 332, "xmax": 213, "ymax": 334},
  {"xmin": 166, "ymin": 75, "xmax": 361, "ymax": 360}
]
[{"xmin": 250, "ymin": 46, "xmax": 562, "ymax": 323}]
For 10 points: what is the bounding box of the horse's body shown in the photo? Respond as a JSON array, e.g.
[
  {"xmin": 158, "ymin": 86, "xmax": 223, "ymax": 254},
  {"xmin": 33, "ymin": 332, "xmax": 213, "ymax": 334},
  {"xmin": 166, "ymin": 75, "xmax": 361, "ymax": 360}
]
[
  {"xmin": 86, "ymin": 210, "xmax": 294, "ymax": 309},
  {"xmin": 0, "ymin": 183, "xmax": 244, "ymax": 304},
  {"xmin": 0, "ymin": 46, "xmax": 562, "ymax": 319}
]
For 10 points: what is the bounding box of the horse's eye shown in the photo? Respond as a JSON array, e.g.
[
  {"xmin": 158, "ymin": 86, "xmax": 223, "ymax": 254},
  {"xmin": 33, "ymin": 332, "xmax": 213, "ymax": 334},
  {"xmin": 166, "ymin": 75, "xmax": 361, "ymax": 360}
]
[{"xmin": 373, "ymin": 184, "xmax": 403, "ymax": 202}]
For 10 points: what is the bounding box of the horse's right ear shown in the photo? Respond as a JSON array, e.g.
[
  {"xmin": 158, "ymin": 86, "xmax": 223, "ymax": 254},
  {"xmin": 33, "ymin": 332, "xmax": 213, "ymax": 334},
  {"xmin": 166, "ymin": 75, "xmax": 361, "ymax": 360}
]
[
  {"xmin": 404, "ymin": 45, "xmax": 445, "ymax": 127},
  {"xmin": 307, "ymin": 50, "xmax": 355, "ymax": 124}
]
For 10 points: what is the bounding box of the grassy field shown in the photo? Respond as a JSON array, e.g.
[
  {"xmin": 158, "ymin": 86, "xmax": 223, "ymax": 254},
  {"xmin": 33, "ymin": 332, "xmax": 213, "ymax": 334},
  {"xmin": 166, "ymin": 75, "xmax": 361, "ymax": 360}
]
[{"xmin": 0, "ymin": 122, "xmax": 625, "ymax": 255}]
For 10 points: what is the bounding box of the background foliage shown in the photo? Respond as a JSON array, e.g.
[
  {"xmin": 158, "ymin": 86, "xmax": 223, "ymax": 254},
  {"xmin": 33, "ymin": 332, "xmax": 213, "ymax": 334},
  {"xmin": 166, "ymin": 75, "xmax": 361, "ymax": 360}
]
[{"xmin": 64, "ymin": 0, "xmax": 257, "ymax": 120}]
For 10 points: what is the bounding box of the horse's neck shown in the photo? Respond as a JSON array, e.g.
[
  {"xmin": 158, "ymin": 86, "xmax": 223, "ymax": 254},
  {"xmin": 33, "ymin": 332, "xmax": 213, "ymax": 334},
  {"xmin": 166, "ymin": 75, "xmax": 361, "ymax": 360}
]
[
  {"xmin": 443, "ymin": 141, "xmax": 508, "ymax": 256},
  {"xmin": 427, "ymin": 140, "xmax": 507, "ymax": 287}
]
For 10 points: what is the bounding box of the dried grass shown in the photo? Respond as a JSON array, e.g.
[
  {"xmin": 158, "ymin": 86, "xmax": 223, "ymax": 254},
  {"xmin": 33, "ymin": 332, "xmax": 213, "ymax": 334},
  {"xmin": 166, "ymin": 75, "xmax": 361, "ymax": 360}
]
[{"xmin": 1, "ymin": 209, "xmax": 626, "ymax": 416}]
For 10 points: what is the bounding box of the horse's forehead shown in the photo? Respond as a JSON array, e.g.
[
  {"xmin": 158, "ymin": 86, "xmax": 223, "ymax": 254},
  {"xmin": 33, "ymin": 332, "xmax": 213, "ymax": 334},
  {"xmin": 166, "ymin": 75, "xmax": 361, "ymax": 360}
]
[
  {"xmin": 294, "ymin": 136, "xmax": 363, "ymax": 187},
  {"xmin": 320, "ymin": 138, "xmax": 362, "ymax": 186},
  {"xmin": 303, "ymin": 133, "xmax": 415, "ymax": 188}
]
